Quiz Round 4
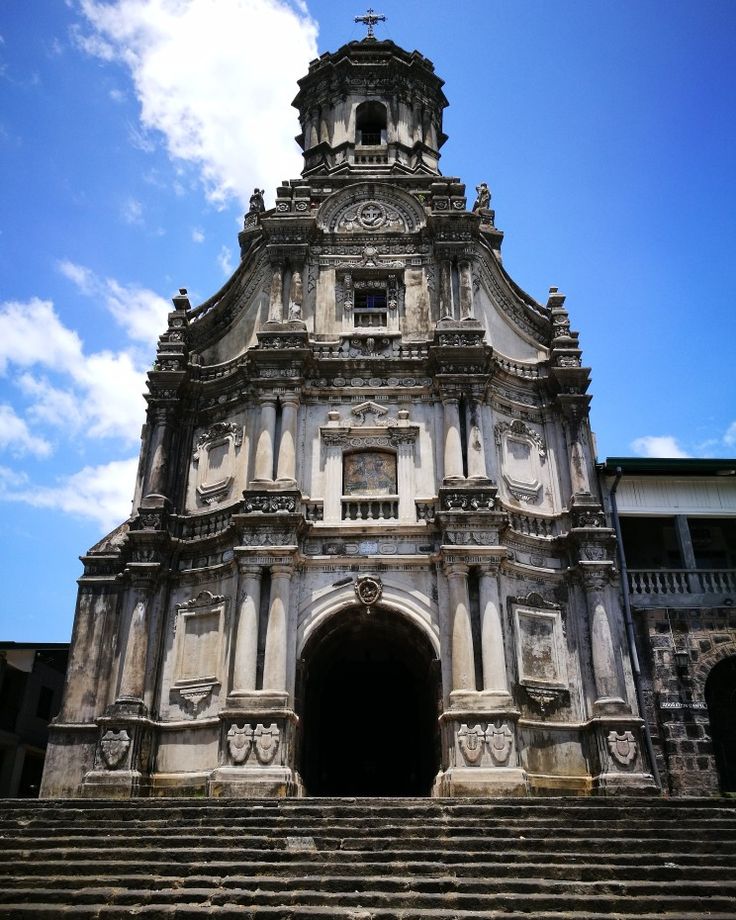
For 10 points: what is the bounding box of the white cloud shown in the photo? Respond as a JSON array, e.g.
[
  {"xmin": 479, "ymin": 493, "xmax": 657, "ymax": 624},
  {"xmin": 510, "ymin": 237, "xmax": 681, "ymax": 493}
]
[
  {"xmin": 724, "ymin": 421, "xmax": 736, "ymax": 448},
  {"xmin": 58, "ymin": 259, "xmax": 170, "ymax": 345},
  {"xmin": 0, "ymin": 297, "xmax": 83, "ymax": 374},
  {"xmin": 0, "ymin": 457, "xmax": 138, "ymax": 532},
  {"xmin": 630, "ymin": 435, "xmax": 691, "ymax": 459},
  {"xmin": 191, "ymin": 227, "xmax": 204, "ymax": 243},
  {"xmin": 76, "ymin": 0, "xmax": 319, "ymax": 207},
  {"xmin": 0, "ymin": 404, "xmax": 52, "ymax": 458},
  {"xmin": 0, "ymin": 296, "xmax": 148, "ymax": 446},
  {"xmin": 121, "ymin": 196, "xmax": 144, "ymax": 225},
  {"xmin": 217, "ymin": 245, "xmax": 234, "ymax": 277}
]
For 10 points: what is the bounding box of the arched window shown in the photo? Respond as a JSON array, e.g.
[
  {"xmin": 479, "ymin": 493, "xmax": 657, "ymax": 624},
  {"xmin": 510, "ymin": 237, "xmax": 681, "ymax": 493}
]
[{"xmin": 356, "ymin": 101, "xmax": 387, "ymax": 147}]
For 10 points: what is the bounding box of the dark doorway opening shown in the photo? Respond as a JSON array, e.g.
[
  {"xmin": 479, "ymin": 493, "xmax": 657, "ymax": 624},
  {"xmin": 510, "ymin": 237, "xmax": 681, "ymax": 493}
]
[
  {"xmin": 298, "ymin": 607, "xmax": 439, "ymax": 796},
  {"xmin": 706, "ymin": 656, "xmax": 736, "ymax": 793}
]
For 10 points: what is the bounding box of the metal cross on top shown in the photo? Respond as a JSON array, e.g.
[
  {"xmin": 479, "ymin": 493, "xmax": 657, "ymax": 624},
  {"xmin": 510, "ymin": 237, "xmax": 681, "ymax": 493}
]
[{"xmin": 355, "ymin": 8, "xmax": 386, "ymax": 39}]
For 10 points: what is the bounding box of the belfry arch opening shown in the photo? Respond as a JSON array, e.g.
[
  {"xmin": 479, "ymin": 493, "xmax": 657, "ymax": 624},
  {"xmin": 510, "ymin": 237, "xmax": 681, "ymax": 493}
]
[
  {"xmin": 705, "ymin": 655, "xmax": 736, "ymax": 793},
  {"xmin": 356, "ymin": 101, "xmax": 387, "ymax": 146},
  {"xmin": 297, "ymin": 606, "xmax": 439, "ymax": 796}
]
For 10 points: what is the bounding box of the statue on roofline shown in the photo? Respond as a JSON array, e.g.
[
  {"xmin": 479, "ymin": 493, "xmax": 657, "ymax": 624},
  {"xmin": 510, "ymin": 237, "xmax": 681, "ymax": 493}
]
[{"xmin": 472, "ymin": 182, "xmax": 491, "ymax": 212}]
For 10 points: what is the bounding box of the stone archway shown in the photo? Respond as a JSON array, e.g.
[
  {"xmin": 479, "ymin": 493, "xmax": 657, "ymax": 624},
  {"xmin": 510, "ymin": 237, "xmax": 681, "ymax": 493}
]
[
  {"xmin": 705, "ymin": 655, "xmax": 736, "ymax": 793},
  {"xmin": 297, "ymin": 606, "xmax": 440, "ymax": 797}
]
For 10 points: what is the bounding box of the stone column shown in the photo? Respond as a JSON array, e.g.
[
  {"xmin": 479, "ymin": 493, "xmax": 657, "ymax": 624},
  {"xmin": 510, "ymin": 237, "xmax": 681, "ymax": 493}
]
[
  {"xmin": 252, "ymin": 394, "xmax": 277, "ymax": 483},
  {"xmin": 478, "ymin": 566, "xmax": 510, "ymax": 696},
  {"xmin": 393, "ymin": 429, "xmax": 416, "ymax": 523},
  {"xmin": 323, "ymin": 434, "xmax": 343, "ymax": 523},
  {"xmin": 442, "ymin": 397, "xmax": 464, "ymax": 482},
  {"xmin": 117, "ymin": 594, "xmax": 149, "ymax": 704},
  {"xmin": 262, "ymin": 564, "xmax": 292, "ymax": 693},
  {"xmin": 231, "ymin": 564, "xmax": 262, "ymax": 695},
  {"xmin": 276, "ymin": 393, "xmax": 299, "ymax": 485},
  {"xmin": 584, "ymin": 571, "xmax": 625, "ymax": 710},
  {"xmin": 268, "ymin": 266, "xmax": 283, "ymax": 323},
  {"xmin": 144, "ymin": 408, "xmax": 173, "ymax": 499},
  {"xmin": 458, "ymin": 260, "xmax": 474, "ymax": 320},
  {"xmin": 466, "ymin": 399, "xmax": 488, "ymax": 480},
  {"xmin": 446, "ymin": 564, "xmax": 476, "ymax": 693}
]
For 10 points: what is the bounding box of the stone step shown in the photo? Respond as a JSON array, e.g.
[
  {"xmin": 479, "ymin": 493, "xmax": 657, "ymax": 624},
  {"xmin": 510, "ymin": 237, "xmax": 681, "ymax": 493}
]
[
  {"xmin": 5, "ymin": 823, "xmax": 735, "ymax": 844},
  {"xmin": 2, "ymin": 874, "xmax": 733, "ymax": 899},
  {"xmin": 1, "ymin": 886, "xmax": 735, "ymax": 914},
  {"xmin": 3, "ymin": 798, "xmax": 734, "ymax": 919},
  {"xmin": 3, "ymin": 908, "xmax": 736, "ymax": 920},
  {"xmin": 3, "ymin": 858, "xmax": 733, "ymax": 885},
  {"xmin": 3, "ymin": 836, "xmax": 734, "ymax": 861}
]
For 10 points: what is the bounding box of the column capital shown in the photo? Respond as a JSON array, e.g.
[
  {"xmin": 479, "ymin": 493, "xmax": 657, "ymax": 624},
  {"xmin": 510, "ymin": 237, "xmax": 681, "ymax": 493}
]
[
  {"xmin": 237, "ymin": 562, "xmax": 263, "ymax": 578},
  {"xmin": 270, "ymin": 563, "xmax": 294, "ymax": 578},
  {"xmin": 444, "ymin": 562, "xmax": 470, "ymax": 578},
  {"xmin": 280, "ymin": 391, "xmax": 301, "ymax": 409}
]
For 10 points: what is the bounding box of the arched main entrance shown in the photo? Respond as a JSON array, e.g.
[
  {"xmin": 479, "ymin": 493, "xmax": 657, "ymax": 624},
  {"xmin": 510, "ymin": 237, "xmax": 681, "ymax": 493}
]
[
  {"xmin": 297, "ymin": 607, "xmax": 440, "ymax": 796},
  {"xmin": 705, "ymin": 656, "xmax": 736, "ymax": 793}
]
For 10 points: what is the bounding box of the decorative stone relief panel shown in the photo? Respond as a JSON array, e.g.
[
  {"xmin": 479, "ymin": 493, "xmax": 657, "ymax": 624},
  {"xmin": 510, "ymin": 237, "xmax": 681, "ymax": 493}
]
[
  {"xmin": 192, "ymin": 422, "xmax": 243, "ymax": 506},
  {"xmin": 456, "ymin": 721, "xmax": 514, "ymax": 767},
  {"xmin": 513, "ymin": 604, "xmax": 569, "ymax": 712},
  {"xmin": 495, "ymin": 419, "xmax": 546, "ymax": 505},
  {"xmin": 172, "ymin": 591, "xmax": 227, "ymax": 712},
  {"xmin": 317, "ymin": 183, "xmax": 426, "ymax": 234},
  {"xmin": 607, "ymin": 730, "xmax": 638, "ymax": 767},
  {"xmin": 225, "ymin": 723, "xmax": 281, "ymax": 767}
]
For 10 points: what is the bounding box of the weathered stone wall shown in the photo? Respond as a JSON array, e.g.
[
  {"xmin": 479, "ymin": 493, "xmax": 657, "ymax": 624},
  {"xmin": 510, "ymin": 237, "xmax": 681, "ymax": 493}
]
[{"xmin": 638, "ymin": 605, "xmax": 736, "ymax": 796}]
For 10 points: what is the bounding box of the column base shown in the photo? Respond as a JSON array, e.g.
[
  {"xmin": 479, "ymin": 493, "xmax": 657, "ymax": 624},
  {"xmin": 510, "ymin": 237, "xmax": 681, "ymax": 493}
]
[
  {"xmin": 224, "ymin": 691, "xmax": 290, "ymax": 711},
  {"xmin": 207, "ymin": 766, "xmax": 301, "ymax": 798},
  {"xmin": 448, "ymin": 689, "xmax": 515, "ymax": 712},
  {"xmin": 81, "ymin": 769, "xmax": 148, "ymax": 799},
  {"xmin": 592, "ymin": 770, "xmax": 659, "ymax": 796},
  {"xmin": 592, "ymin": 697, "xmax": 629, "ymax": 716},
  {"xmin": 434, "ymin": 766, "xmax": 528, "ymax": 797}
]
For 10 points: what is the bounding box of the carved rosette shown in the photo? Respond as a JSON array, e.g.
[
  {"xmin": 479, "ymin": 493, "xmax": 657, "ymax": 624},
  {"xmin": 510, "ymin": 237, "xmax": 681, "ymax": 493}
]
[
  {"xmin": 607, "ymin": 730, "xmax": 638, "ymax": 767},
  {"xmin": 100, "ymin": 729, "xmax": 131, "ymax": 770}
]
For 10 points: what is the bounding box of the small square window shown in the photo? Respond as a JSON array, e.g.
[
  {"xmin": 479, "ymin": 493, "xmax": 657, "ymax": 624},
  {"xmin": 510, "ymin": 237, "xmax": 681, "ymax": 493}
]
[{"xmin": 354, "ymin": 288, "xmax": 387, "ymax": 328}]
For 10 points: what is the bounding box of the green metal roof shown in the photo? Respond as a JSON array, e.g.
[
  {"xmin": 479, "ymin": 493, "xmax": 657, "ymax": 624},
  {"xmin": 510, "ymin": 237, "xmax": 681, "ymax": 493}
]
[{"xmin": 599, "ymin": 457, "xmax": 736, "ymax": 476}]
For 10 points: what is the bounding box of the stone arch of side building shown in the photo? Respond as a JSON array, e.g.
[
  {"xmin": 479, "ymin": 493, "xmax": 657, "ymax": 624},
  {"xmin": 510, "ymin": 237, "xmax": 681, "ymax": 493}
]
[
  {"xmin": 692, "ymin": 642, "xmax": 736, "ymax": 794},
  {"xmin": 295, "ymin": 583, "xmax": 442, "ymax": 797}
]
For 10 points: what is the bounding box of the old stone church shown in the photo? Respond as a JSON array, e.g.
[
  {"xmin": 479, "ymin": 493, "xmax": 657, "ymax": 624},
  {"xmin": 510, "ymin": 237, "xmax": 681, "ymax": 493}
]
[{"xmin": 41, "ymin": 32, "xmax": 658, "ymax": 799}]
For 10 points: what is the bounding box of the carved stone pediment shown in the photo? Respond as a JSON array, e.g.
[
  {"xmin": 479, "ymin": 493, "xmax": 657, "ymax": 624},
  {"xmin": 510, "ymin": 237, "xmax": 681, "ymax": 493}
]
[{"xmin": 317, "ymin": 183, "xmax": 426, "ymax": 235}]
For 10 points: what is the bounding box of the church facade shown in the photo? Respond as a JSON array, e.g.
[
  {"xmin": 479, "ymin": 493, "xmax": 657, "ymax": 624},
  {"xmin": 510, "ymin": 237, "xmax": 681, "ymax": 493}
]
[{"xmin": 41, "ymin": 35, "xmax": 657, "ymax": 799}]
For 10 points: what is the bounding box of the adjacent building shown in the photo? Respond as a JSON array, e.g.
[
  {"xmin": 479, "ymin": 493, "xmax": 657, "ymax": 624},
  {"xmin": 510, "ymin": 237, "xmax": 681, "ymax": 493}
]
[
  {"xmin": 600, "ymin": 458, "xmax": 736, "ymax": 796},
  {"xmin": 0, "ymin": 643, "xmax": 68, "ymax": 797}
]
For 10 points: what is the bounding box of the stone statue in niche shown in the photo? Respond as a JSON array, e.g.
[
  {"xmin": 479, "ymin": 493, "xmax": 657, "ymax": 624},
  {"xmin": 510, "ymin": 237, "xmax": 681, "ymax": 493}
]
[
  {"xmin": 288, "ymin": 270, "xmax": 303, "ymax": 321},
  {"xmin": 472, "ymin": 182, "xmax": 491, "ymax": 211}
]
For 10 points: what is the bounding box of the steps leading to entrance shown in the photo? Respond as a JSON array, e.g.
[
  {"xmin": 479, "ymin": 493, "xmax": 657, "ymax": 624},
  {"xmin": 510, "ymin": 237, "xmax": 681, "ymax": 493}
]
[{"xmin": 1, "ymin": 798, "xmax": 735, "ymax": 918}]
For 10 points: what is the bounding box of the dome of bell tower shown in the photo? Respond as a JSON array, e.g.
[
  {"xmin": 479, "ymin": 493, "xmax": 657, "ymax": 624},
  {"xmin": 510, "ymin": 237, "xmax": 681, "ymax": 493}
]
[{"xmin": 292, "ymin": 38, "xmax": 448, "ymax": 176}]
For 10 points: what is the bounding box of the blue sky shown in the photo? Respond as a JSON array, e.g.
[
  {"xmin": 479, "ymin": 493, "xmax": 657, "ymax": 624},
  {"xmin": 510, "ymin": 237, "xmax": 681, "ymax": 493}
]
[{"xmin": 1, "ymin": 0, "xmax": 734, "ymax": 642}]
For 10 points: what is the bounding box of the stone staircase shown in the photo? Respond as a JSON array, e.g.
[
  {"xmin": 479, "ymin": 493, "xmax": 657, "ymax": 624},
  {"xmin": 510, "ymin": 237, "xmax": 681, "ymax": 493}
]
[{"xmin": 1, "ymin": 797, "xmax": 735, "ymax": 918}]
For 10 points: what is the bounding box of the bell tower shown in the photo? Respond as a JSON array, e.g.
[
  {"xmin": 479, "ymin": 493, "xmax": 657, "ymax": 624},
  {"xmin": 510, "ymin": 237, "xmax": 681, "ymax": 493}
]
[{"xmin": 292, "ymin": 37, "xmax": 448, "ymax": 176}]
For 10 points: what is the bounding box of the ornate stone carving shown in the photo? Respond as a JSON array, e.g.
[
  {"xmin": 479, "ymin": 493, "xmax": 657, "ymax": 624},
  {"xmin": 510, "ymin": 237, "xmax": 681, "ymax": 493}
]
[
  {"xmin": 487, "ymin": 721, "xmax": 513, "ymax": 764},
  {"xmin": 524, "ymin": 686, "xmax": 567, "ymax": 715},
  {"xmin": 457, "ymin": 723, "xmax": 486, "ymax": 765},
  {"xmin": 354, "ymin": 575, "xmax": 383, "ymax": 609},
  {"xmin": 193, "ymin": 422, "xmax": 242, "ymax": 504},
  {"xmin": 227, "ymin": 724, "xmax": 254, "ymax": 765},
  {"xmin": 495, "ymin": 419, "xmax": 546, "ymax": 460},
  {"xmin": 607, "ymin": 730, "xmax": 638, "ymax": 766},
  {"xmin": 440, "ymin": 490, "xmax": 497, "ymax": 512},
  {"xmin": 243, "ymin": 493, "xmax": 298, "ymax": 514},
  {"xmin": 100, "ymin": 729, "xmax": 131, "ymax": 770},
  {"xmin": 457, "ymin": 722, "xmax": 514, "ymax": 766},
  {"xmin": 253, "ymin": 723, "xmax": 280, "ymax": 765}
]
